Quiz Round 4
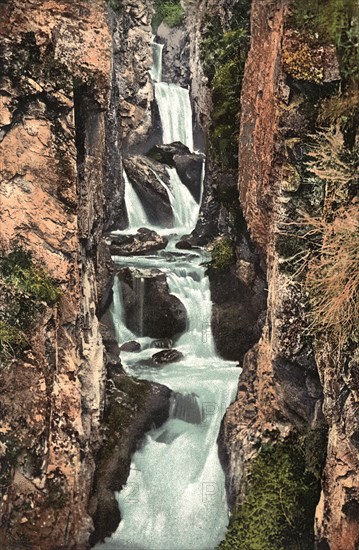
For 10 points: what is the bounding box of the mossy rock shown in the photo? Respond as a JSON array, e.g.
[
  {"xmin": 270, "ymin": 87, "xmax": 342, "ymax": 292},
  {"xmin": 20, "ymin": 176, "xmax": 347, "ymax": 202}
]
[
  {"xmin": 209, "ymin": 238, "xmax": 235, "ymax": 271},
  {"xmin": 152, "ymin": 0, "xmax": 184, "ymax": 30},
  {"xmin": 218, "ymin": 440, "xmax": 320, "ymax": 550},
  {"xmin": 0, "ymin": 246, "xmax": 61, "ymax": 364},
  {"xmin": 201, "ymin": 7, "xmax": 250, "ymax": 170}
]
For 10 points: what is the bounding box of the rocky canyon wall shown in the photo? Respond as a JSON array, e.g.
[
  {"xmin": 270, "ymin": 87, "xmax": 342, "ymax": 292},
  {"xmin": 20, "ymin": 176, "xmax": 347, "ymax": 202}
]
[
  {"xmin": 0, "ymin": 0, "xmax": 357, "ymax": 548},
  {"xmin": 220, "ymin": 0, "xmax": 359, "ymax": 548},
  {"xmin": 0, "ymin": 1, "xmax": 113, "ymax": 546}
]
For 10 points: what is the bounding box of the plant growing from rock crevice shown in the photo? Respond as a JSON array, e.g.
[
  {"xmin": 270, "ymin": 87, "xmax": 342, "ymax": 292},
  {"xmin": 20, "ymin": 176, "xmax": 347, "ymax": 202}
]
[
  {"xmin": 0, "ymin": 246, "xmax": 61, "ymax": 363},
  {"xmin": 208, "ymin": 237, "xmax": 235, "ymax": 271},
  {"xmin": 152, "ymin": 0, "xmax": 185, "ymax": 30},
  {"xmin": 218, "ymin": 441, "xmax": 319, "ymax": 549}
]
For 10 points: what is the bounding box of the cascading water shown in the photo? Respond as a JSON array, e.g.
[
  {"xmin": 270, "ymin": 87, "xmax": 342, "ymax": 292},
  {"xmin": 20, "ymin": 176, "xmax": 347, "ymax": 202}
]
[
  {"xmin": 165, "ymin": 167, "xmax": 201, "ymax": 234},
  {"xmin": 97, "ymin": 32, "xmax": 241, "ymax": 550},
  {"xmin": 123, "ymin": 169, "xmax": 151, "ymax": 231},
  {"xmin": 100, "ymin": 252, "xmax": 240, "ymax": 550},
  {"xmin": 154, "ymin": 82, "xmax": 194, "ymax": 152},
  {"xmin": 150, "ymin": 38, "xmax": 163, "ymax": 83}
]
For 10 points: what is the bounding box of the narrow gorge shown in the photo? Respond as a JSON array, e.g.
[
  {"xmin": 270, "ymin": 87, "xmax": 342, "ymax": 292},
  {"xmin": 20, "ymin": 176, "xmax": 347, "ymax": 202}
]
[{"xmin": 0, "ymin": 1, "xmax": 358, "ymax": 550}]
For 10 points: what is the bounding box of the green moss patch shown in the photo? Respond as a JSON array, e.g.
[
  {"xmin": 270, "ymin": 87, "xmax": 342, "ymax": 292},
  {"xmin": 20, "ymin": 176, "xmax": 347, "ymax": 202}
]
[
  {"xmin": 219, "ymin": 441, "xmax": 320, "ymax": 550},
  {"xmin": 0, "ymin": 321, "xmax": 27, "ymax": 362},
  {"xmin": 209, "ymin": 237, "xmax": 235, "ymax": 271},
  {"xmin": 0, "ymin": 246, "xmax": 61, "ymax": 363},
  {"xmin": 152, "ymin": 0, "xmax": 185, "ymax": 31},
  {"xmin": 289, "ymin": 0, "xmax": 358, "ymax": 83},
  {"xmin": 201, "ymin": 3, "xmax": 250, "ymax": 169}
]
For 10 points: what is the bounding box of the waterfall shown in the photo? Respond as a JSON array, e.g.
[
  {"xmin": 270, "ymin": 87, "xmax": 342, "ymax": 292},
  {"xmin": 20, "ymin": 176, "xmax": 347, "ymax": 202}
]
[
  {"xmin": 166, "ymin": 167, "xmax": 200, "ymax": 234},
  {"xmin": 124, "ymin": 169, "xmax": 151, "ymax": 232},
  {"xmin": 169, "ymin": 392, "xmax": 204, "ymax": 425},
  {"xmin": 97, "ymin": 251, "xmax": 240, "ymax": 550},
  {"xmin": 97, "ymin": 29, "xmax": 240, "ymax": 550},
  {"xmin": 154, "ymin": 82, "xmax": 194, "ymax": 152},
  {"xmin": 150, "ymin": 39, "xmax": 164, "ymax": 83},
  {"xmin": 110, "ymin": 275, "xmax": 137, "ymax": 344}
]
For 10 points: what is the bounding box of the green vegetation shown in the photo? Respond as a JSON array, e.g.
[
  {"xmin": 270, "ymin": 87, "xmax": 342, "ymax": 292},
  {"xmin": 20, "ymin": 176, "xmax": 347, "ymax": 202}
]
[
  {"xmin": 0, "ymin": 321, "xmax": 27, "ymax": 362},
  {"xmin": 219, "ymin": 441, "xmax": 319, "ymax": 550},
  {"xmin": 0, "ymin": 247, "xmax": 61, "ymax": 304},
  {"xmin": 303, "ymin": 128, "xmax": 358, "ymax": 349},
  {"xmin": 209, "ymin": 237, "xmax": 235, "ymax": 271},
  {"xmin": 152, "ymin": 0, "xmax": 185, "ymax": 31},
  {"xmin": 289, "ymin": 0, "xmax": 358, "ymax": 82},
  {"xmin": 282, "ymin": 42, "xmax": 323, "ymax": 83},
  {"xmin": 0, "ymin": 246, "xmax": 61, "ymax": 363},
  {"xmin": 201, "ymin": 3, "xmax": 250, "ymax": 169}
]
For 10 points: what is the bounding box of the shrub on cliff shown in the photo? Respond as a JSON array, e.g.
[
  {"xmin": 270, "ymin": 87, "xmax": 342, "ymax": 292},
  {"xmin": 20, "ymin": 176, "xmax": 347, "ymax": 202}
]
[
  {"xmin": 303, "ymin": 128, "xmax": 358, "ymax": 348},
  {"xmin": 209, "ymin": 237, "xmax": 235, "ymax": 271},
  {"xmin": 152, "ymin": 0, "xmax": 184, "ymax": 30},
  {"xmin": 0, "ymin": 246, "xmax": 61, "ymax": 363},
  {"xmin": 201, "ymin": 3, "xmax": 250, "ymax": 170},
  {"xmin": 0, "ymin": 321, "xmax": 27, "ymax": 362},
  {"xmin": 218, "ymin": 442, "xmax": 318, "ymax": 550},
  {"xmin": 289, "ymin": 0, "xmax": 358, "ymax": 82},
  {"xmin": 0, "ymin": 247, "xmax": 61, "ymax": 305}
]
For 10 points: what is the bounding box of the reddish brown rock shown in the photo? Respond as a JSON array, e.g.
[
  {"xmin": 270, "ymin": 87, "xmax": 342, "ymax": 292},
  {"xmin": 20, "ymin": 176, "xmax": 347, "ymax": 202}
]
[
  {"xmin": 0, "ymin": 0, "xmax": 112, "ymax": 547},
  {"xmin": 220, "ymin": 0, "xmax": 358, "ymax": 548}
]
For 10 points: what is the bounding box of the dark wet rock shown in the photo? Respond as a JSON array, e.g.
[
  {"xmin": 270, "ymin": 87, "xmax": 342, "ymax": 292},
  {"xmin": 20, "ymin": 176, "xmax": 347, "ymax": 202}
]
[
  {"xmin": 123, "ymin": 156, "xmax": 173, "ymax": 227},
  {"xmin": 152, "ymin": 349, "xmax": 184, "ymax": 365},
  {"xmin": 157, "ymin": 23, "xmax": 190, "ymax": 87},
  {"xmin": 175, "ymin": 239, "xmax": 193, "ymax": 250},
  {"xmin": 173, "ymin": 154, "xmax": 204, "ymax": 202},
  {"xmin": 118, "ymin": 267, "xmax": 187, "ymax": 339},
  {"xmin": 147, "ymin": 143, "xmax": 204, "ymax": 202},
  {"xmin": 119, "ymin": 341, "xmax": 141, "ymax": 352},
  {"xmin": 147, "ymin": 142, "xmax": 191, "ymax": 165},
  {"xmin": 209, "ymin": 244, "xmax": 267, "ymax": 362},
  {"xmin": 152, "ymin": 338, "xmax": 174, "ymax": 348},
  {"xmin": 187, "ymin": 163, "xmax": 225, "ymax": 246},
  {"xmin": 110, "ymin": 228, "xmax": 168, "ymax": 256},
  {"xmin": 89, "ymin": 353, "xmax": 171, "ymax": 546},
  {"xmin": 273, "ymin": 359, "xmax": 323, "ymax": 426}
]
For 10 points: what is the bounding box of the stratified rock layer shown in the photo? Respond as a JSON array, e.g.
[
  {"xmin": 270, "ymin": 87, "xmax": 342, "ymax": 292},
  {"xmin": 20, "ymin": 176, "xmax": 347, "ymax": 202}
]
[
  {"xmin": 220, "ymin": 0, "xmax": 359, "ymax": 548},
  {"xmin": 0, "ymin": 1, "xmax": 112, "ymax": 546}
]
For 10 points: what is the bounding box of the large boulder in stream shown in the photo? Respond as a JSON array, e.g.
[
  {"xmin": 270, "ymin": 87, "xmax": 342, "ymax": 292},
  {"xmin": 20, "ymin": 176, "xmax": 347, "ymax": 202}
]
[
  {"xmin": 152, "ymin": 349, "xmax": 184, "ymax": 365},
  {"xmin": 148, "ymin": 142, "xmax": 205, "ymax": 202},
  {"xmin": 119, "ymin": 340, "xmax": 141, "ymax": 352},
  {"xmin": 109, "ymin": 228, "xmax": 168, "ymax": 256},
  {"xmin": 148, "ymin": 142, "xmax": 191, "ymax": 164},
  {"xmin": 118, "ymin": 267, "xmax": 187, "ymax": 339},
  {"xmin": 123, "ymin": 156, "xmax": 173, "ymax": 227}
]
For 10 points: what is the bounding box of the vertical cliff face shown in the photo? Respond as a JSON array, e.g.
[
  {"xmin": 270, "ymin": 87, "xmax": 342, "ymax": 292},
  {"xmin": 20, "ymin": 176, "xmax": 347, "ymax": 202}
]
[
  {"xmin": 0, "ymin": 1, "xmax": 112, "ymax": 546},
  {"xmin": 221, "ymin": 0, "xmax": 359, "ymax": 547}
]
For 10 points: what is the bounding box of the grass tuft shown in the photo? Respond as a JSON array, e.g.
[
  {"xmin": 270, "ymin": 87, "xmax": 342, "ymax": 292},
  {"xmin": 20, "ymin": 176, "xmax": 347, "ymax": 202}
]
[
  {"xmin": 0, "ymin": 246, "xmax": 61, "ymax": 364},
  {"xmin": 0, "ymin": 321, "xmax": 27, "ymax": 361}
]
